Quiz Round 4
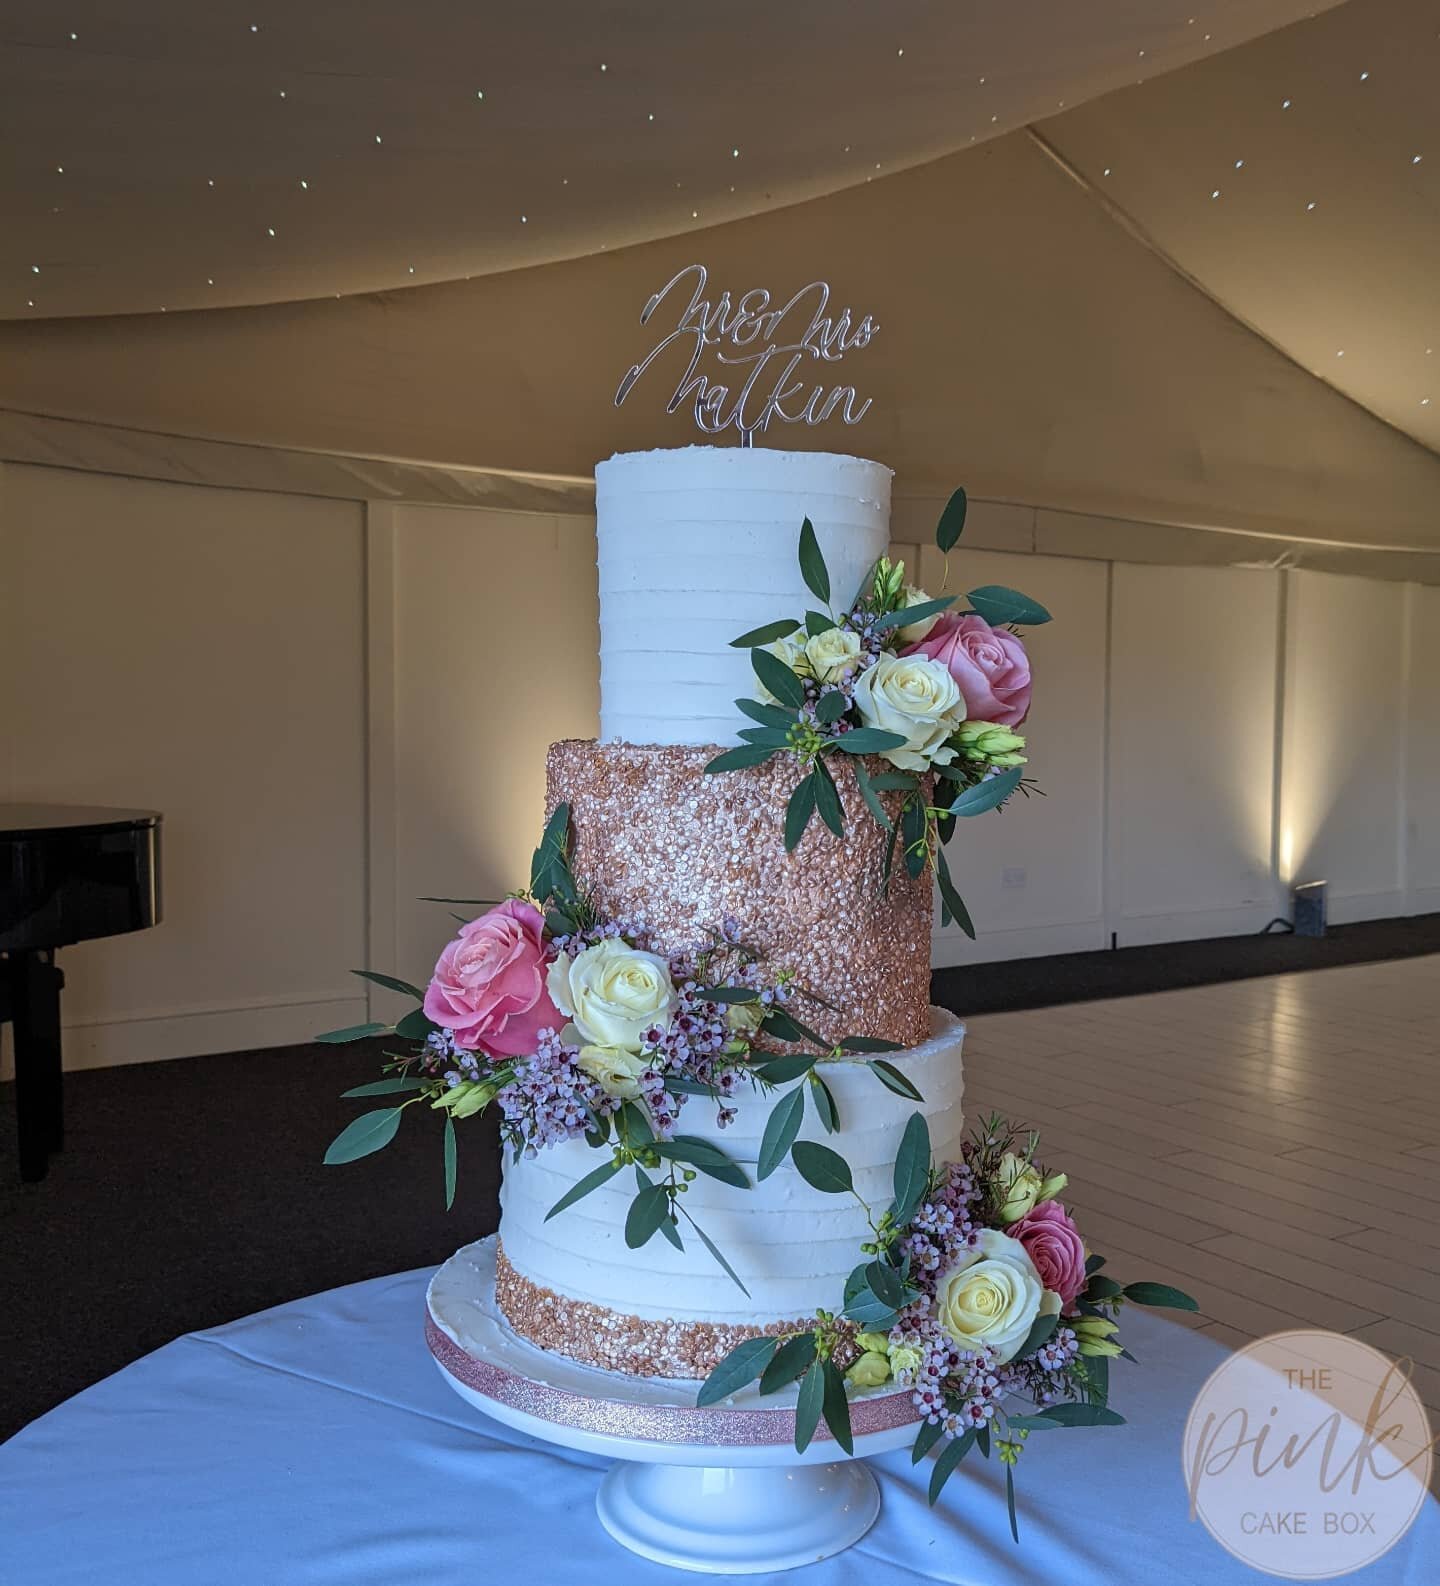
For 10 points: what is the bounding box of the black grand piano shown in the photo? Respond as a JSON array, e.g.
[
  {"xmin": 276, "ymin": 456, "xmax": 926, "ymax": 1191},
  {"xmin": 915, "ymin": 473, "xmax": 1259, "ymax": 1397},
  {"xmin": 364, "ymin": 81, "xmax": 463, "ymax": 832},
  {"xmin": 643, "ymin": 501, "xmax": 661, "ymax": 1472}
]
[{"xmin": 1, "ymin": 806, "xmax": 162, "ymax": 1182}]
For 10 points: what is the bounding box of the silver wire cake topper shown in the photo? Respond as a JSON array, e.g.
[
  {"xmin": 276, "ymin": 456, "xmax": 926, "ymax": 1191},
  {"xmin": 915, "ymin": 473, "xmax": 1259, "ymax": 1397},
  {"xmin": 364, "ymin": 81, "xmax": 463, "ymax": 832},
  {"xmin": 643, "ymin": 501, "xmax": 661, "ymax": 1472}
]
[{"xmin": 613, "ymin": 264, "xmax": 879, "ymax": 447}]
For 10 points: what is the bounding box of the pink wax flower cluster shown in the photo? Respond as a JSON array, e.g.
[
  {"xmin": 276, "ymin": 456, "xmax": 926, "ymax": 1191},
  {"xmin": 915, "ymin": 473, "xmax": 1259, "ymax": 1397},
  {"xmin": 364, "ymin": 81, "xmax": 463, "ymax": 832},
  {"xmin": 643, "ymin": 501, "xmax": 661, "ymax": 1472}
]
[
  {"xmin": 423, "ymin": 898, "xmax": 559, "ymax": 1059},
  {"xmin": 903, "ymin": 613, "xmax": 1032, "ymax": 728}
]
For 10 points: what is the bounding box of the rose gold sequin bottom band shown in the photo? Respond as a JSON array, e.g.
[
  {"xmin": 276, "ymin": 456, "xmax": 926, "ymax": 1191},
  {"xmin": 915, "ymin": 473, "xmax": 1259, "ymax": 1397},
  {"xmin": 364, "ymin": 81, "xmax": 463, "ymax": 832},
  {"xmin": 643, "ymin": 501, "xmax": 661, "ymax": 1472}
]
[{"xmin": 494, "ymin": 1241, "xmax": 811, "ymax": 1379}]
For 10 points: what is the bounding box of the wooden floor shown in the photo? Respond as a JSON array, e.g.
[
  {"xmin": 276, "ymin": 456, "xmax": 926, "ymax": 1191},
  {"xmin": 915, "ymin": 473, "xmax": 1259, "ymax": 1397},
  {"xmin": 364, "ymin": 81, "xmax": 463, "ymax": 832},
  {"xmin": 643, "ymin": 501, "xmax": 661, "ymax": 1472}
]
[{"xmin": 962, "ymin": 955, "xmax": 1440, "ymax": 1441}]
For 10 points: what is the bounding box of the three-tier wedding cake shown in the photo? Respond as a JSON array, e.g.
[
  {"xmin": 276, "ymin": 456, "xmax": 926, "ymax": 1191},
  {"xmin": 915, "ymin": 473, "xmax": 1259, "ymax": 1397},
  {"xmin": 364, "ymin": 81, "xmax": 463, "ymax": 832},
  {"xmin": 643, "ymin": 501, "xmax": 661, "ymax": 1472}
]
[{"xmin": 492, "ymin": 445, "xmax": 966, "ymax": 1378}]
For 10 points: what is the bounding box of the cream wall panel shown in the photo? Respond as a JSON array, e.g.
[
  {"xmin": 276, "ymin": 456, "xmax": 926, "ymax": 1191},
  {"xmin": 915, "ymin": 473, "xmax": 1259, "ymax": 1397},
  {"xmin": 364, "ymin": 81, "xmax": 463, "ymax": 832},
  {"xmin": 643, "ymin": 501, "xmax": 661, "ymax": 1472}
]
[
  {"xmin": 1403, "ymin": 582, "xmax": 1440, "ymax": 915},
  {"xmin": 1280, "ymin": 570, "xmax": 1407, "ymax": 921},
  {"xmin": 1, "ymin": 465, "xmax": 368, "ymax": 1071},
  {"xmin": 1109, "ymin": 564, "xmax": 1282, "ymax": 944},
  {"xmin": 919, "ymin": 545, "xmax": 1109, "ymax": 966},
  {"xmin": 389, "ymin": 507, "xmax": 600, "ymax": 987}
]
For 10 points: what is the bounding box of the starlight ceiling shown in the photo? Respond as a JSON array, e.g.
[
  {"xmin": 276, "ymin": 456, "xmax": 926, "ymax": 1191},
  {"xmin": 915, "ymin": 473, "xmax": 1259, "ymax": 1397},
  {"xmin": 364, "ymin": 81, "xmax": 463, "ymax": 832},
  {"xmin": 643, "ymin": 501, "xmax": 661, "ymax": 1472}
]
[{"xmin": 1, "ymin": 0, "xmax": 1335, "ymax": 320}]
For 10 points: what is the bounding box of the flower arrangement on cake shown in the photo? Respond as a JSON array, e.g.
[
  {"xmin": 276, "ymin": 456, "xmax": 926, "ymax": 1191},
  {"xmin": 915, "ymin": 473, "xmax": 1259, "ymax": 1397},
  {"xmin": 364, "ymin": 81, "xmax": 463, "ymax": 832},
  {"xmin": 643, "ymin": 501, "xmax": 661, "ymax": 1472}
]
[
  {"xmin": 320, "ymin": 803, "xmax": 922, "ymax": 1286},
  {"xmin": 707, "ymin": 489, "xmax": 1049, "ymax": 935},
  {"xmin": 698, "ymin": 1109, "xmax": 1196, "ymax": 1537}
]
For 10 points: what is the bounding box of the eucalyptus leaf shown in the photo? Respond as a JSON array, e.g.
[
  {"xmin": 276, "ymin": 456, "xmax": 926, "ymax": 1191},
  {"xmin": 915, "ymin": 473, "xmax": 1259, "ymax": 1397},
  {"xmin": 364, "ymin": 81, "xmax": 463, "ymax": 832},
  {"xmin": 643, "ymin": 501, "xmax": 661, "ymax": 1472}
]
[
  {"xmin": 812, "ymin": 757, "xmax": 845, "ymax": 838},
  {"xmin": 698, "ymin": 985, "xmax": 759, "ymax": 1004},
  {"xmin": 697, "ymin": 1336, "xmax": 779, "ymax": 1407},
  {"xmin": 759, "ymin": 1332, "xmax": 816, "ymax": 1394},
  {"xmin": 927, "ymin": 1429, "xmax": 977, "ymax": 1505},
  {"xmin": 935, "ymin": 845, "xmax": 976, "ymax": 939},
  {"xmin": 798, "ymin": 517, "xmax": 830, "ymax": 605},
  {"xmin": 872, "ymin": 594, "xmax": 956, "ymax": 634},
  {"xmin": 864, "ymin": 1260, "xmax": 911, "ymax": 1312},
  {"xmin": 750, "ymin": 647, "xmax": 807, "ymax": 709},
  {"xmin": 868, "ymin": 771, "xmax": 918, "ymax": 790},
  {"xmin": 902, "ymin": 797, "xmax": 929, "ymax": 880},
  {"xmin": 735, "ymin": 697, "xmax": 798, "ymax": 730},
  {"xmin": 805, "ymin": 609, "xmax": 837, "ymax": 637},
  {"xmin": 1123, "ymin": 1281, "xmax": 1199, "ymax": 1311},
  {"xmin": 323, "ymin": 1107, "xmax": 403, "ymax": 1165},
  {"xmin": 837, "ymin": 1034, "xmax": 903, "ymax": 1054},
  {"xmin": 681, "ymin": 1212, "xmax": 750, "ymax": 1296},
  {"xmin": 617, "ymin": 1100, "xmax": 654, "ymax": 1147},
  {"xmin": 658, "ymin": 1214, "xmax": 684, "ymax": 1251},
  {"xmin": 821, "ymin": 1359, "xmax": 854, "ymax": 1456},
  {"xmin": 1006, "ymin": 1463, "xmax": 1020, "ymax": 1544},
  {"xmin": 966, "ymin": 585, "xmax": 1052, "ymax": 627},
  {"xmin": 867, "ymin": 1059, "xmax": 925, "ymax": 1100},
  {"xmin": 545, "ymin": 1157, "xmax": 624, "ymax": 1221},
  {"xmin": 911, "ymin": 1417, "xmax": 946, "ymax": 1464},
  {"xmin": 815, "ymin": 690, "xmax": 848, "ymax": 726},
  {"xmin": 891, "ymin": 1112, "xmax": 932, "ymax": 1227},
  {"xmin": 315, "ymin": 1022, "xmax": 389, "ymax": 1044},
  {"xmin": 831, "ymin": 727, "xmax": 907, "ymax": 754},
  {"xmin": 730, "ymin": 618, "xmax": 802, "ymax": 649},
  {"xmin": 737, "ymin": 726, "xmax": 793, "ymax": 748},
  {"xmin": 946, "ymin": 766, "xmax": 1024, "ymax": 818},
  {"xmin": 935, "ymin": 486, "xmax": 968, "ymax": 553},
  {"xmin": 705, "ymin": 745, "xmax": 779, "ymax": 774},
  {"xmin": 442, "ymin": 1115, "xmax": 457, "ymax": 1211},
  {"xmin": 1085, "ymin": 1274, "xmax": 1124, "ymax": 1301},
  {"xmin": 757, "ymin": 1085, "xmax": 806, "ymax": 1180},
  {"xmin": 340, "ymin": 1076, "xmax": 424, "ymax": 1097},
  {"xmin": 394, "ymin": 1008, "xmax": 439, "ymax": 1042},
  {"xmin": 810, "ymin": 1073, "xmax": 840, "ymax": 1133},
  {"xmin": 784, "ymin": 772, "xmax": 818, "ymax": 853},
  {"xmin": 852, "ymin": 758, "xmax": 893, "ymax": 832},
  {"xmin": 1085, "ymin": 1253, "xmax": 1107, "ymax": 1275},
  {"xmin": 651, "ymin": 1135, "xmax": 749, "ymax": 1190},
  {"xmin": 790, "ymin": 1140, "xmax": 854, "ymax": 1194},
  {"xmin": 624, "ymin": 1183, "xmax": 672, "ymax": 1249},
  {"xmin": 351, "ymin": 969, "xmax": 425, "ymax": 1000},
  {"xmin": 752, "ymin": 1055, "xmax": 819, "ymax": 1090},
  {"xmin": 1036, "ymin": 1403, "xmax": 1126, "ymax": 1428},
  {"xmin": 1008, "ymin": 1413, "xmax": 1063, "ymax": 1432},
  {"xmin": 794, "ymin": 1359, "xmax": 825, "ymax": 1454}
]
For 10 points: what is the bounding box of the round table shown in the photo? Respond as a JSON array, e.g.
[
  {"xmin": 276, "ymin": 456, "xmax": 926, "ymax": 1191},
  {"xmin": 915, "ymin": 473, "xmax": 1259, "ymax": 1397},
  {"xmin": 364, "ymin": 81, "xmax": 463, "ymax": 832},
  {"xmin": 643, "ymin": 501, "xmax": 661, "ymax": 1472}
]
[{"xmin": 1, "ymin": 1270, "xmax": 1434, "ymax": 1585}]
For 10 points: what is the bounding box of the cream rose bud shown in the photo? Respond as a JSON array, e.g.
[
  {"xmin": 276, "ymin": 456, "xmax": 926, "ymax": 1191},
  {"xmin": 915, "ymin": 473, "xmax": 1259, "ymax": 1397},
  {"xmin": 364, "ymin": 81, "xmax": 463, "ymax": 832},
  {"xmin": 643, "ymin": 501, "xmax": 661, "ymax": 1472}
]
[
  {"xmin": 934, "ymin": 1229, "xmax": 1052, "ymax": 1364},
  {"xmin": 846, "ymin": 1351, "xmax": 891, "ymax": 1388},
  {"xmin": 803, "ymin": 625, "xmax": 862, "ymax": 684},
  {"xmin": 546, "ymin": 939, "xmax": 678, "ymax": 1053},
  {"xmin": 994, "ymin": 1151, "xmax": 1045, "ymax": 1224},
  {"xmin": 576, "ymin": 1043, "xmax": 647, "ymax": 1100},
  {"xmin": 896, "ymin": 585, "xmax": 942, "ymax": 645},
  {"xmin": 756, "ymin": 629, "xmax": 809, "ymax": 704},
  {"xmin": 852, "ymin": 652, "xmax": 965, "ymax": 772}
]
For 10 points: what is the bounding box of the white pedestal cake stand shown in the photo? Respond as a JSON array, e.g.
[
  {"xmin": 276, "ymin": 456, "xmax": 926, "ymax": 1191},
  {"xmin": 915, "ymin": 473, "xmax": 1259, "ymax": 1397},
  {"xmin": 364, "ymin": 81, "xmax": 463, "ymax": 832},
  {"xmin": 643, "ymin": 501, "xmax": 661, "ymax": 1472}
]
[{"xmin": 426, "ymin": 1237, "xmax": 921, "ymax": 1575}]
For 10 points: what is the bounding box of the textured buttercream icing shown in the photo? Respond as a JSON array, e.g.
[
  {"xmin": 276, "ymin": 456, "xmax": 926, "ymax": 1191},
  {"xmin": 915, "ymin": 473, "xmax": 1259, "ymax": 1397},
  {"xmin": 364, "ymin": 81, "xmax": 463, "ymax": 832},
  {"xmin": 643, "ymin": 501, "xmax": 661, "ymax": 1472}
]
[
  {"xmin": 595, "ymin": 446, "xmax": 892, "ymax": 746},
  {"xmin": 546, "ymin": 739, "xmax": 933, "ymax": 1046},
  {"xmin": 496, "ymin": 1007, "xmax": 965, "ymax": 1371}
]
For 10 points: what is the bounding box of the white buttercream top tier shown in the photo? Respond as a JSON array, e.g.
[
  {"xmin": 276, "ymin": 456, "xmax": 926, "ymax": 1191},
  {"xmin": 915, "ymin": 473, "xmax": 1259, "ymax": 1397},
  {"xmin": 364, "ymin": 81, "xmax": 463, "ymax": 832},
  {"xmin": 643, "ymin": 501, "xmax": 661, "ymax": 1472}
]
[{"xmin": 595, "ymin": 445, "xmax": 893, "ymax": 746}]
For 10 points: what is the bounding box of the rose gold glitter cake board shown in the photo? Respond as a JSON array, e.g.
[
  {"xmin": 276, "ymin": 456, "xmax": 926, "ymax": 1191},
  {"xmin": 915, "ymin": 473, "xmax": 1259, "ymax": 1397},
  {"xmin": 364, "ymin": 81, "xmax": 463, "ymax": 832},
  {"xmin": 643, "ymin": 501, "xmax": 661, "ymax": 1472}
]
[
  {"xmin": 546, "ymin": 739, "xmax": 932, "ymax": 1047},
  {"xmin": 427, "ymin": 1235, "xmax": 921, "ymax": 1450}
]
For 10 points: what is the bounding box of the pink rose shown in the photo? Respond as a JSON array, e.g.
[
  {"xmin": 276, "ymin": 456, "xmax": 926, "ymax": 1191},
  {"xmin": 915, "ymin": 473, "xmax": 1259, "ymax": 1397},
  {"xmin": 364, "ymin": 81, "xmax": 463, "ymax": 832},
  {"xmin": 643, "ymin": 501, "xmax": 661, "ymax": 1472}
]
[
  {"xmin": 904, "ymin": 613, "xmax": 1031, "ymax": 726},
  {"xmin": 1007, "ymin": 1200, "xmax": 1086, "ymax": 1308},
  {"xmin": 422, "ymin": 899, "xmax": 559, "ymax": 1059}
]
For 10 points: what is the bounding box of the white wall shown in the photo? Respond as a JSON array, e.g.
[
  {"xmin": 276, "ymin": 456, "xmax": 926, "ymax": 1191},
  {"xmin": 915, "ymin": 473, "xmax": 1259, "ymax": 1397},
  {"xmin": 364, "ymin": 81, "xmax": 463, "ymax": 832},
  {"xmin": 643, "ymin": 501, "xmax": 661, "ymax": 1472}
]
[
  {"xmin": 2, "ymin": 461, "xmax": 1436, "ymax": 1066},
  {"xmin": 0, "ymin": 463, "xmax": 369, "ymax": 1072}
]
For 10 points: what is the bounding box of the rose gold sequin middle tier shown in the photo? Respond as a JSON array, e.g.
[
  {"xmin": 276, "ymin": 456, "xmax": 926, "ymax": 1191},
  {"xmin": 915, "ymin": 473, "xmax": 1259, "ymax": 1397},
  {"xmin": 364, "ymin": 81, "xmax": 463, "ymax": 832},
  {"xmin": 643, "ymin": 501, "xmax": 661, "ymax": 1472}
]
[
  {"xmin": 545, "ymin": 739, "xmax": 933, "ymax": 1046},
  {"xmin": 494, "ymin": 1240, "xmax": 812, "ymax": 1378}
]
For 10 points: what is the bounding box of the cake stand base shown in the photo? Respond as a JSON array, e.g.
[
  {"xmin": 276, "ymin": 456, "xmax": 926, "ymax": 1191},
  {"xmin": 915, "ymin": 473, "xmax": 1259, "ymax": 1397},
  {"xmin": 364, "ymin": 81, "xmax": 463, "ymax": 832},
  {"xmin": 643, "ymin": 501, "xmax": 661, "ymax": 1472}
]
[
  {"xmin": 426, "ymin": 1237, "xmax": 919, "ymax": 1574},
  {"xmin": 596, "ymin": 1457, "xmax": 880, "ymax": 1574}
]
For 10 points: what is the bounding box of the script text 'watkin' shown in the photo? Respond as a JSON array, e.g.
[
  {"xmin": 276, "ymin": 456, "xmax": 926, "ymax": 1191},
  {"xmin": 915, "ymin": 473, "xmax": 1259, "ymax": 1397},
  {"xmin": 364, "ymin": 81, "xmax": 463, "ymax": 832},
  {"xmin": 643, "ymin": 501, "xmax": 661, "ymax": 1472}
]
[{"xmin": 613, "ymin": 264, "xmax": 878, "ymax": 443}]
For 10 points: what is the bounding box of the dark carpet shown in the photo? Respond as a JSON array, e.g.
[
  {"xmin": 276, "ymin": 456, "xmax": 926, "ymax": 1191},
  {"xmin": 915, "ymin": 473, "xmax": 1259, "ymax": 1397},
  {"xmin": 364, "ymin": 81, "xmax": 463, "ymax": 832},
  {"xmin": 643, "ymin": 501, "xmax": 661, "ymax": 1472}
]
[{"xmin": 3, "ymin": 913, "xmax": 1437, "ymax": 1443}]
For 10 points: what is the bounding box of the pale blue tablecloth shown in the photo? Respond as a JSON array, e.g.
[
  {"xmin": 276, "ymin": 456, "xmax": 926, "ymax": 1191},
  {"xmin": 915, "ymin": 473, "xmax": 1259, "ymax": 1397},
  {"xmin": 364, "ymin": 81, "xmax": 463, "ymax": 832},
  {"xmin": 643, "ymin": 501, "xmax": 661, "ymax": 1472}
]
[{"xmin": 1, "ymin": 1269, "xmax": 1434, "ymax": 1585}]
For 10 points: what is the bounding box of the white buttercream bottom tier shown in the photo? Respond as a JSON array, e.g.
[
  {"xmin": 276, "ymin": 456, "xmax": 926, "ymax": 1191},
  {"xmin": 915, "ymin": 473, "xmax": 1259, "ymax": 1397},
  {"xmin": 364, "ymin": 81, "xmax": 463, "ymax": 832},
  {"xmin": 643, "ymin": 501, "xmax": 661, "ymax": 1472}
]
[{"xmin": 496, "ymin": 1007, "xmax": 965, "ymax": 1353}]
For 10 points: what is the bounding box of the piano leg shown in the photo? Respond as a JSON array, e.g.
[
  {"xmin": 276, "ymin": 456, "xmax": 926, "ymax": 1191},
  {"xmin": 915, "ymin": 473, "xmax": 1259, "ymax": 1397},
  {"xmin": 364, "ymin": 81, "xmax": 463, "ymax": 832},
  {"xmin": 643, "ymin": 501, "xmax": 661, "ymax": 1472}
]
[{"xmin": 7, "ymin": 949, "xmax": 65, "ymax": 1183}]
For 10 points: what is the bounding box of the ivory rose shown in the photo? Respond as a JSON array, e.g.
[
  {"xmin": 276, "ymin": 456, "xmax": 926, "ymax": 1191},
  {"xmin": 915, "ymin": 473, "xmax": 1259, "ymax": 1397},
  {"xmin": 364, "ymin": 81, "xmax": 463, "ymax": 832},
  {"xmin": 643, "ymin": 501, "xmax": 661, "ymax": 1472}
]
[
  {"xmin": 895, "ymin": 585, "xmax": 942, "ymax": 646},
  {"xmin": 547, "ymin": 938, "xmax": 677, "ymax": 1053},
  {"xmin": 756, "ymin": 629, "xmax": 809, "ymax": 704},
  {"xmin": 804, "ymin": 625, "xmax": 862, "ymax": 683},
  {"xmin": 422, "ymin": 899, "xmax": 559, "ymax": 1059},
  {"xmin": 905, "ymin": 613, "xmax": 1032, "ymax": 727},
  {"xmin": 1007, "ymin": 1200, "xmax": 1087, "ymax": 1308},
  {"xmin": 933, "ymin": 1228, "xmax": 1057, "ymax": 1363},
  {"xmin": 575, "ymin": 1043, "xmax": 648, "ymax": 1100},
  {"xmin": 852, "ymin": 652, "xmax": 965, "ymax": 772}
]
